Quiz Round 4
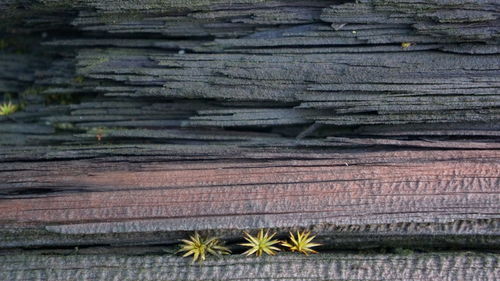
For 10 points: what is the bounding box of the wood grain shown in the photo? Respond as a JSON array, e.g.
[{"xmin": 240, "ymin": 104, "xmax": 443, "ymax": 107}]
[
  {"xmin": 0, "ymin": 0, "xmax": 499, "ymax": 278},
  {"xmin": 0, "ymin": 0, "xmax": 498, "ymax": 147},
  {"xmin": 1, "ymin": 253, "xmax": 498, "ymax": 281},
  {"xmin": 1, "ymin": 148, "xmax": 498, "ymax": 237}
]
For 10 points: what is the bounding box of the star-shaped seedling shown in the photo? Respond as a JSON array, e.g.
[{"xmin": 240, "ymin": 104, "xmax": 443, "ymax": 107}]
[
  {"xmin": 240, "ymin": 229, "xmax": 281, "ymax": 257},
  {"xmin": 281, "ymin": 231, "xmax": 321, "ymax": 255},
  {"xmin": 0, "ymin": 101, "xmax": 17, "ymax": 116},
  {"xmin": 178, "ymin": 232, "xmax": 231, "ymax": 263}
]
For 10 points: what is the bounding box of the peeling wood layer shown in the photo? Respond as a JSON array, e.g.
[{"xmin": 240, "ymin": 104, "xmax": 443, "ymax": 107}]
[
  {"xmin": 0, "ymin": 0, "xmax": 498, "ymax": 147},
  {"xmin": 0, "ymin": 0, "xmax": 499, "ymax": 278}
]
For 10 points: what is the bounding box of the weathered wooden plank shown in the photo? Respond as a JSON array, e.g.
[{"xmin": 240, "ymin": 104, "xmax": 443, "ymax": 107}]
[
  {"xmin": 0, "ymin": 0, "xmax": 498, "ymax": 278},
  {"xmin": 1, "ymin": 0, "xmax": 498, "ymax": 148},
  {"xmin": 1, "ymin": 218, "xmax": 498, "ymax": 250},
  {"xmin": 1, "ymin": 148, "xmax": 498, "ymax": 238},
  {"xmin": 1, "ymin": 253, "xmax": 498, "ymax": 281},
  {"xmin": 1, "ymin": 145, "xmax": 498, "ymax": 249}
]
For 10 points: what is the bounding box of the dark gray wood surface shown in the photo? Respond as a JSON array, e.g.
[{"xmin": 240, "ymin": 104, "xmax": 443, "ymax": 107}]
[{"xmin": 0, "ymin": 0, "xmax": 498, "ymax": 279}]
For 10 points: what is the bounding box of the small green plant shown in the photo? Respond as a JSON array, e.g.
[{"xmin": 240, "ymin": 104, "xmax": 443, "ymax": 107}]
[
  {"xmin": 240, "ymin": 229, "xmax": 281, "ymax": 257},
  {"xmin": 281, "ymin": 231, "xmax": 321, "ymax": 255},
  {"xmin": 0, "ymin": 101, "xmax": 18, "ymax": 116},
  {"xmin": 73, "ymin": 76, "xmax": 85, "ymax": 84},
  {"xmin": 401, "ymin": 42, "xmax": 413, "ymax": 49},
  {"xmin": 54, "ymin": 122, "xmax": 75, "ymax": 130},
  {"xmin": 178, "ymin": 232, "xmax": 230, "ymax": 263}
]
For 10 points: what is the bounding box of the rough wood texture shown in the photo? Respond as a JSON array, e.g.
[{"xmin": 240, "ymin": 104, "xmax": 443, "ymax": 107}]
[
  {"xmin": 0, "ymin": 0, "xmax": 498, "ymax": 147},
  {"xmin": 2, "ymin": 149, "xmax": 499, "ymax": 230},
  {"xmin": 1, "ymin": 147, "xmax": 498, "ymax": 252},
  {"xmin": 0, "ymin": 0, "xmax": 499, "ymax": 279},
  {"xmin": 1, "ymin": 253, "xmax": 499, "ymax": 281}
]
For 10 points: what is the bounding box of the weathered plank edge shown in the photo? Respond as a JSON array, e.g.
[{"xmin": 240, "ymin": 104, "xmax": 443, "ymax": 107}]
[{"xmin": 1, "ymin": 252, "xmax": 498, "ymax": 281}]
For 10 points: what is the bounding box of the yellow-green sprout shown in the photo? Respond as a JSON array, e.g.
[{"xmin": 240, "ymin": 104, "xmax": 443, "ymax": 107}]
[
  {"xmin": 281, "ymin": 231, "xmax": 321, "ymax": 255},
  {"xmin": 178, "ymin": 232, "xmax": 230, "ymax": 263},
  {"xmin": 240, "ymin": 229, "xmax": 281, "ymax": 257},
  {"xmin": 0, "ymin": 101, "xmax": 18, "ymax": 116}
]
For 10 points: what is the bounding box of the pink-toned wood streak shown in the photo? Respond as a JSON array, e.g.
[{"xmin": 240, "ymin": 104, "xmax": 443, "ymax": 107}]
[{"xmin": 1, "ymin": 149, "xmax": 498, "ymax": 234}]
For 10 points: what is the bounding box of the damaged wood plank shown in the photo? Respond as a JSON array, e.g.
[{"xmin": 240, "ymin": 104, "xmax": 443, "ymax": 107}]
[
  {"xmin": 1, "ymin": 148, "xmax": 498, "ymax": 239},
  {"xmin": 1, "ymin": 252, "xmax": 498, "ymax": 281},
  {"xmin": 0, "ymin": 0, "xmax": 498, "ymax": 148},
  {"xmin": 0, "ymin": 0, "xmax": 498, "ymax": 279}
]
